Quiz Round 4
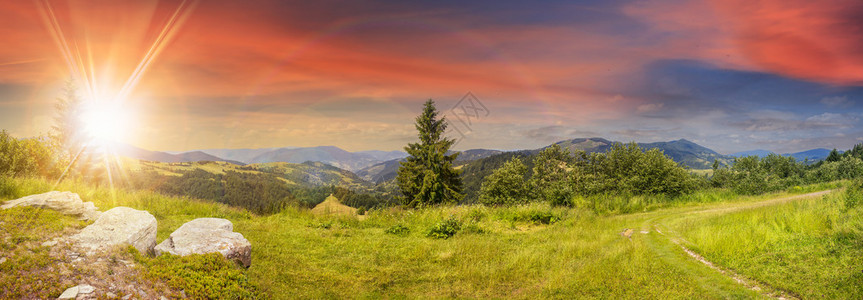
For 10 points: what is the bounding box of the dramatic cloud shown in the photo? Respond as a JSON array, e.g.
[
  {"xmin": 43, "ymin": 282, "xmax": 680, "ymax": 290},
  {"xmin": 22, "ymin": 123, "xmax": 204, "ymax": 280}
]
[{"xmin": 1, "ymin": 0, "xmax": 862, "ymax": 153}]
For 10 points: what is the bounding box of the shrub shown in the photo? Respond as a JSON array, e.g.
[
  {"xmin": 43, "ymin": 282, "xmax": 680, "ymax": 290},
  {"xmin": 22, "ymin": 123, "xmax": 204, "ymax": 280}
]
[
  {"xmin": 461, "ymin": 223, "xmax": 487, "ymax": 234},
  {"xmin": 132, "ymin": 250, "xmax": 260, "ymax": 299},
  {"xmin": 465, "ymin": 208, "xmax": 487, "ymax": 222},
  {"xmin": 525, "ymin": 210, "xmax": 560, "ymax": 224},
  {"xmin": 385, "ymin": 224, "xmax": 410, "ymax": 236},
  {"xmin": 427, "ymin": 217, "xmax": 461, "ymax": 239},
  {"xmin": 497, "ymin": 205, "xmax": 564, "ymax": 224},
  {"xmin": 308, "ymin": 221, "xmax": 332, "ymax": 229},
  {"xmin": 844, "ymin": 179, "xmax": 863, "ymax": 209}
]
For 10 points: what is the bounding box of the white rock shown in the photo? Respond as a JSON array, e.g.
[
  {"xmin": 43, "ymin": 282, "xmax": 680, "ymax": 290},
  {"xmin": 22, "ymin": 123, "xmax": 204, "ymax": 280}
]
[
  {"xmin": 57, "ymin": 286, "xmax": 78, "ymax": 299},
  {"xmin": 41, "ymin": 240, "xmax": 58, "ymax": 247},
  {"xmin": 155, "ymin": 218, "xmax": 251, "ymax": 267},
  {"xmin": 0, "ymin": 257, "xmax": 6, "ymax": 264},
  {"xmin": 78, "ymin": 284, "xmax": 95, "ymax": 294},
  {"xmin": 1, "ymin": 191, "xmax": 102, "ymax": 221},
  {"xmin": 70, "ymin": 207, "xmax": 157, "ymax": 254}
]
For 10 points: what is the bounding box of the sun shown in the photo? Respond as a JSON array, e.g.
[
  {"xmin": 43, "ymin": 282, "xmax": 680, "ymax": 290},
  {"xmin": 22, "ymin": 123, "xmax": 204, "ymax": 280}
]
[{"xmin": 80, "ymin": 102, "xmax": 132, "ymax": 146}]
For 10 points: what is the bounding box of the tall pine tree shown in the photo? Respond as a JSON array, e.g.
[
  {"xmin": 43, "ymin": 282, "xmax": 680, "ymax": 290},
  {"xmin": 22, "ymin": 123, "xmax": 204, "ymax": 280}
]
[{"xmin": 396, "ymin": 99, "xmax": 463, "ymax": 207}]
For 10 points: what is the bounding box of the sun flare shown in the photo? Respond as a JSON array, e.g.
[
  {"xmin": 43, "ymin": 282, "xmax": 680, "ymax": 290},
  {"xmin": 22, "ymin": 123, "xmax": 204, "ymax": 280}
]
[{"xmin": 80, "ymin": 102, "xmax": 133, "ymax": 146}]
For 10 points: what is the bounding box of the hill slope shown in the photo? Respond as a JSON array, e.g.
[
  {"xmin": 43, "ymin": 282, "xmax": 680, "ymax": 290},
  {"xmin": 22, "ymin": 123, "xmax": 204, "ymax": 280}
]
[
  {"xmin": 130, "ymin": 159, "xmax": 371, "ymax": 190},
  {"xmin": 785, "ymin": 148, "xmax": 832, "ymax": 162},
  {"xmin": 195, "ymin": 146, "xmax": 406, "ymax": 172},
  {"xmin": 637, "ymin": 139, "xmax": 731, "ymax": 169},
  {"xmin": 541, "ymin": 138, "xmax": 732, "ymax": 169},
  {"xmin": 729, "ymin": 150, "xmax": 774, "ymax": 158},
  {"xmin": 115, "ymin": 144, "xmax": 243, "ymax": 165}
]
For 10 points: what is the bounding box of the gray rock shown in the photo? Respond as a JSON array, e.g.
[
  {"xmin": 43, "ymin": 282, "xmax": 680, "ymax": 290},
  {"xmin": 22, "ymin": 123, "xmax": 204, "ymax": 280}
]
[
  {"xmin": 155, "ymin": 218, "xmax": 251, "ymax": 267},
  {"xmin": 1, "ymin": 191, "xmax": 102, "ymax": 221},
  {"xmin": 41, "ymin": 240, "xmax": 58, "ymax": 247},
  {"xmin": 78, "ymin": 284, "xmax": 95, "ymax": 294},
  {"xmin": 58, "ymin": 286, "xmax": 78, "ymax": 299},
  {"xmin": 0, "ymin": 257, "xmax": 6, "ymax": 264},
  {"xmin": 70, "ymin": 207, "xmax": 157, "ymax": 254}
]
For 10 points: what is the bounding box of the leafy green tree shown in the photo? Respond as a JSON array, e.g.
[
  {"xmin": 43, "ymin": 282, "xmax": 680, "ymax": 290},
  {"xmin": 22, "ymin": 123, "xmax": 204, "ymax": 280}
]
[
  {"xmin": 599, "ymin": 143, "xmax": 694, "ymax": 196},
  {"xmin": 479, "ymin": 157, "xmax": 529, "ymax": 205},
  {"xmin": 530, "ymin": 144, "xmax": 573, "ymax": 205},
  {"xmin": 0, "ymin": 131, "xmax": 58, "ymax": 178},
  {"xmin": 396, "ymin": 99, "xmax": 463, "ymax": 207}
]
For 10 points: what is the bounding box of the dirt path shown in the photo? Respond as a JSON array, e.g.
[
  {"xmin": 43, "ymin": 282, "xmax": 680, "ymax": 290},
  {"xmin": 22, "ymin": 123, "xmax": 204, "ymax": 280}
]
[
  {"xmin": 687, "ymin": 190, "xmax": 834, "ymax": 216},
  {"xmin": 645, "ymin": 189, "xmax": 837, "ymax": 299}
]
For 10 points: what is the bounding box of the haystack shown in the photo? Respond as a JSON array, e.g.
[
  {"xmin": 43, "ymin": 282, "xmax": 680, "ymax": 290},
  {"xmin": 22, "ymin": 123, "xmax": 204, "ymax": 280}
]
[{"xmin": 311, "ymin": 194, "xmax": 357, "ymax": 216}]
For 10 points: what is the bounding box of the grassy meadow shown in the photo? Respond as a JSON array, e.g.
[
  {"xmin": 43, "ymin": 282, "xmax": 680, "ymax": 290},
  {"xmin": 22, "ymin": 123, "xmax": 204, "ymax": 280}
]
[{"xmin": 1, "ymin": 176, "xmax": 860, "ymax": 299}]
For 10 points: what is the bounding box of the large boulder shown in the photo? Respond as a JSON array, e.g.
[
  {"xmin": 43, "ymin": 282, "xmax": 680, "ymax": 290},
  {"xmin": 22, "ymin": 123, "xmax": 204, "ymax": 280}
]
[
  {"xmin": 71, "ymin": 207, "xmax": 157, "ymax": 254},
  {"xmin": 155, "ymin": 218, "xmax": 251, "ymax": 267},
  {"xmin": 1, "ymin": 191, "xmax": 101, "ymax": 221}
]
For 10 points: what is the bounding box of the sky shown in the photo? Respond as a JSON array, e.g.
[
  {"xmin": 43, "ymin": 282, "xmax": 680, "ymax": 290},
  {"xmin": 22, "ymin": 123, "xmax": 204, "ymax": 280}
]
[{"xmin": 1, "ymin": 0, "xmax": 863, "ymax": 154}]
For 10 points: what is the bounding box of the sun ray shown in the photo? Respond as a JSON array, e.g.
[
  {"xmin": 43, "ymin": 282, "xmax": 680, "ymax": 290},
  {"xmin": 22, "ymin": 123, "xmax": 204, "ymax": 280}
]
[
  {"xmin": 38, "ymin": 0, "xmax": 197, "ymax": 189},
  {"xmin": 0, "ymin": 58, "xmax": 46, "ymax": 66},
  {"xmin": 117, "ymin": 0, "xmax": 196, "ymax": 102}
]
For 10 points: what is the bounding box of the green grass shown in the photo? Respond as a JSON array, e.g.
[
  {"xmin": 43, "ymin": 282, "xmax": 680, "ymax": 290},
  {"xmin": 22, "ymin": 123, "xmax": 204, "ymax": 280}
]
[
  {"xmin": 132, "ymin": 250, "xmax": 261, "ymax": 299},
  {"xmin": 0, "ymin": 207, "xmax": 87, "ymax": 298},
  {"xmin": 1, "ymin": 176, "xmax": 859, "ymax": 299},
  {"xmin": 664, "ymin": 189, "xmax": 863, "ymax": 298}
]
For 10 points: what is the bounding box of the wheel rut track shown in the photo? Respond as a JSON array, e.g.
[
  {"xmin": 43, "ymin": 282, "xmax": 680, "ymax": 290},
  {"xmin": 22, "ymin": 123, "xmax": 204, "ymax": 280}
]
[{"xmin": 642, "ymin": 190, "xmax": 837, "ymax": 299}]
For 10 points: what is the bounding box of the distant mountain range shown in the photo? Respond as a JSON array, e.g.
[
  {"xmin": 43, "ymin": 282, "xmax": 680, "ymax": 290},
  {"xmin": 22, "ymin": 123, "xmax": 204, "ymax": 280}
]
[
  {"xmin": 358, "ymin": 138, "xmax": 735, "ymax": 185},
  {"xmin": 117, "ymin": 144, "xmax": 410, "ymax": 172},
  {"xmin": 113, "ymin": 143, "xmax": 245, "ymax": 165},
  {"xmin": 355, "ymin": 148, "xmax": 505, "ymax": 183},
  {"xmin": 729, "ymin": 148, "xmax": 834, "ymax": 162},
  {"xmin": 117, "ymin": 138, "xmax": 839, "ymax": 186},
  {"xmin": 128, "ymin": 159, "xmax": 371, "ymax": 190},
  {"xmin": 728, "ymin": 150, "xmax": 775, "ymax": 158}
]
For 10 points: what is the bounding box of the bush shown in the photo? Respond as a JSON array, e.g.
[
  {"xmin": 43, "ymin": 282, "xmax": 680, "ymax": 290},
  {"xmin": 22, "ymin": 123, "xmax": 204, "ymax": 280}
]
[
  {"xmin": 465, "ymin": 208, "xmax": 486, "ymax": 222},
  {"xmin": 426, "ymin": 217, "xmax": 461, "ymax": 239},
  {"xmin": 497, "ymin": 205, "xmax": 565, "ymax": 224},
  {"xmin": 385, "ymin": 224, "xmax": 410, "ymax": 236},
  {"xmin": 524, "ymin": 210, "xmax": 560, "ymax": 224},
  {"xmin": 844, "ymin": 179, "xmax": 863, "ymax": 209},
  {"xmin": 461, "ymin": 223, "xmax": 487, "ymax": 234},
  {"xmin": 132, "ymin": 250, "xmax": 260, "ymax": 299}
]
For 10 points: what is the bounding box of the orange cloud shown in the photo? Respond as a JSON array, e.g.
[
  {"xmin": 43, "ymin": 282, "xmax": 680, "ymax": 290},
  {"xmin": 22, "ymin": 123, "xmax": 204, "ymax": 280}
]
[{"xmin": 626, "ymin": 0, "xmax": 863, "ymax": 85}]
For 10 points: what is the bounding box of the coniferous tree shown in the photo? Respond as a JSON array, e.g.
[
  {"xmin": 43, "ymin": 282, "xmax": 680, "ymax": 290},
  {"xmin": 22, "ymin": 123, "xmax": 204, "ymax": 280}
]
[
  {"xmin": 396, "ymin": 99, "xmax": 463, "ymax": 207},
  {"xmin": 51, "ymin": 81, "xmax": 85, "ymax": 163},
  {"xmin": 50, "ymin": 81, "xmax": 104, "ymax": 183},
  {"xmin": 826, "ymin": 149, "xmax": 841, "ymax": 162}
]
